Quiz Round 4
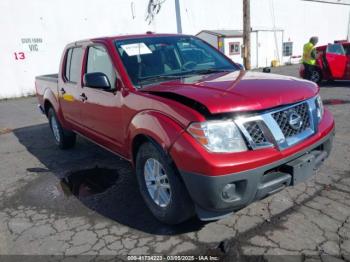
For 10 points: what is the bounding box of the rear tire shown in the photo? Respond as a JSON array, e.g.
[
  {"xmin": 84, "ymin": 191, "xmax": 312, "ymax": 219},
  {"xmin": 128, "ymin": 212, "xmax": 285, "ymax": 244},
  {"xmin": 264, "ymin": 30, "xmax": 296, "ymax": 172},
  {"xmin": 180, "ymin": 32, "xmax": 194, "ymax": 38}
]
[
  {"xmin": 48, "ymin": 108, "xmax": 76, "ymax": 149},
  {"xmin": 135, "ymin": 141, "xmax": 194, "ymax": 224}
]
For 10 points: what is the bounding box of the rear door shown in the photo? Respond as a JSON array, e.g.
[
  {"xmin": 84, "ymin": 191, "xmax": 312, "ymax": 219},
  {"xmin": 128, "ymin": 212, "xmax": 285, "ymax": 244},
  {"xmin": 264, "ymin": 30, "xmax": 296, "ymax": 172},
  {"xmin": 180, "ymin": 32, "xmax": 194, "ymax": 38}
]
[
  {"xmin": 325, "ymin": 43, "xmax": 347, "ymax": 79},
  {"xmin": 59, "ymin": 47, "xmax": 84, "ymax": 125}
]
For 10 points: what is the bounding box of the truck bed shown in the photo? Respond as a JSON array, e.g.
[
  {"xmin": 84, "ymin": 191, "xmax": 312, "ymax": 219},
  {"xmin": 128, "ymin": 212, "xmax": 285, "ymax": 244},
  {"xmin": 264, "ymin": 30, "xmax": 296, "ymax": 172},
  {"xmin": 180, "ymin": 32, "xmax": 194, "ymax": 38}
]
[
  {"xmin": 35, "ymin": 74, "xmax": 59, "ymax": 113},
  {"xmin": 35, "ymin": 74, "xmax": 59, "ymax": 83}
]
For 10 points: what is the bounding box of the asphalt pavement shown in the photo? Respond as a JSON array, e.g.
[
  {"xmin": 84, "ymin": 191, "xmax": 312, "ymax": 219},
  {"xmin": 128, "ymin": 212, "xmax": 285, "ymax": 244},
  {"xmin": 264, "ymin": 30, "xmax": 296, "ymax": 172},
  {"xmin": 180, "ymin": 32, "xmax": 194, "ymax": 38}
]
[{"xmin": 0, "ymin": 65, "xmax": 349, "ymax": 261}]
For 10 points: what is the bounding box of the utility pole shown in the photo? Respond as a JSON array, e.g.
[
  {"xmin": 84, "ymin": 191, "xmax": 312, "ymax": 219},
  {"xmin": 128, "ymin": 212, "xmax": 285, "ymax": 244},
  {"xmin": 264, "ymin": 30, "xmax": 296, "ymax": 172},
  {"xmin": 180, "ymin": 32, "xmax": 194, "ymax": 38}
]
[
  {"xmin": 348, "ymin": 10, "xmax": 350, "ymax": 41},
  {"xmin": 175, "ymin": 0, "xmax": 183, "ymax": 34},
  {"xmin": 243, "ymin": 0, "xmax": 251, "ymax": 69}
]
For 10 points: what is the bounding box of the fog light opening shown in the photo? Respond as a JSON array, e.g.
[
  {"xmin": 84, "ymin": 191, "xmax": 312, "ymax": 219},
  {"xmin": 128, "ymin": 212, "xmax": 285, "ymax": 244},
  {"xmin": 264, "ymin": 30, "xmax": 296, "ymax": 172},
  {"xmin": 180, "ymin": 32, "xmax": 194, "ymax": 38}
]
[{"xmin": 222, "ymin": 183, "xmax": 238, "ymax": 201}]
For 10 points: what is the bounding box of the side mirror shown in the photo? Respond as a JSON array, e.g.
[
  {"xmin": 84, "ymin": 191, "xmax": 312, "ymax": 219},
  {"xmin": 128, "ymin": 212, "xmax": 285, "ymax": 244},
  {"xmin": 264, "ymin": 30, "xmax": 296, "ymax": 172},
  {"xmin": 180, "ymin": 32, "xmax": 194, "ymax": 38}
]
[{"xmin": 83, "ymin": 72, "xmax": 111, "ymax": 90}]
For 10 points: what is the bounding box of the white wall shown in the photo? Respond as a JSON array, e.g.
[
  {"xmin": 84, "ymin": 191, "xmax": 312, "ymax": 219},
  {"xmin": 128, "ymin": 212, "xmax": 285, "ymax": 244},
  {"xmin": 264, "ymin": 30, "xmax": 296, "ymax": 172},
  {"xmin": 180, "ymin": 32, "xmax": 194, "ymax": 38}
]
[
  {"xmin": 178, "ymin": 0, "xmax": 243, "ymax": 35},
  {"xmin": 0, "ymin": 0, "xmax": 177, "ymax": 99},
  {"xmin": 253, "ymin": 30, "xmax": 283, "ymax": 68},
  {"xmin": 0, "ymin": 0, "xmax": 349, "ymax": 98},
  {"xmin": 251, "ymin": 0, "xmax": 350, "ymax": 57}
]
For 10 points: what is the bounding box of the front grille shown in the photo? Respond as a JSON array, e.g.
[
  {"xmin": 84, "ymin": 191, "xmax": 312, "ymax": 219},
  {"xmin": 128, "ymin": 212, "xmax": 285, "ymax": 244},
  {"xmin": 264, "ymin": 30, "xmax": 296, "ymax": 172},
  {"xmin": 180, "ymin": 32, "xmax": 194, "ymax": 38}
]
[
  {"xmin": 272, "ymin": 103, "xmax": 310, "ymax": 138},
  {"xmin": 244, "ymin": 121, "xmax": 267, "ymax": 145}
]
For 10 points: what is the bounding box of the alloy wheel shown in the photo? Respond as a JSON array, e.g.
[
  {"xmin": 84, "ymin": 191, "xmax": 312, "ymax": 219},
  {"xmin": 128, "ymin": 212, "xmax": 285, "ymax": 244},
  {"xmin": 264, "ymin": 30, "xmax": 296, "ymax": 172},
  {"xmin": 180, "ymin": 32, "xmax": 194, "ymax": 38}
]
[{"xmin": 144, "ymin": 158, "xmax": 172, "ymax": 207}]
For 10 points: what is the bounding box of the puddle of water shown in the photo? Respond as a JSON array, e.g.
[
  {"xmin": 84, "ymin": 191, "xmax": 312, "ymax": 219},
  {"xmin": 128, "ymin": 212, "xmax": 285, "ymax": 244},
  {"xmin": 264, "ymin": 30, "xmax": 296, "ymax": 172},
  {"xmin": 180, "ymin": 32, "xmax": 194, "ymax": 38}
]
[
  {"xmin": 60, "ymin": 167, "xmax": 119, "ymax": 198},
  {"xmin": 323, "ymin": 99, "xmax": 350, "ymax": 105}
]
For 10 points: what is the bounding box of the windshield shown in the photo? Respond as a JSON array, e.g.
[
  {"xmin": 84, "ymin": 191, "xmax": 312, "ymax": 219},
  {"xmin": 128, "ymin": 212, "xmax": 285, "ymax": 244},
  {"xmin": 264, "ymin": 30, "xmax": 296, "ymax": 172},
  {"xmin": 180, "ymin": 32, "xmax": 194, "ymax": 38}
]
[{"xmin": 115, "ymin": 36, "xmax": 238, "ymax": 87}]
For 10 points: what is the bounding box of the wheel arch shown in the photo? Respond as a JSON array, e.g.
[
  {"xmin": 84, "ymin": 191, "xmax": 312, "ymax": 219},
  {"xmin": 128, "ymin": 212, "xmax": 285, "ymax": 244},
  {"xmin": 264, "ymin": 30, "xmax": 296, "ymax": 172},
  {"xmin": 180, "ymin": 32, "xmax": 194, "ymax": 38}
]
[
  {"xmin": 128, "ymin": 111, "xmax": 185, "ymax": 167},
  {"xmin": 43, "ymin": 88, "xmax": 71, "ymax": 130},
  {"xmin": 44, "ymin": 99, "xmax": 53, "ymax": 116}
]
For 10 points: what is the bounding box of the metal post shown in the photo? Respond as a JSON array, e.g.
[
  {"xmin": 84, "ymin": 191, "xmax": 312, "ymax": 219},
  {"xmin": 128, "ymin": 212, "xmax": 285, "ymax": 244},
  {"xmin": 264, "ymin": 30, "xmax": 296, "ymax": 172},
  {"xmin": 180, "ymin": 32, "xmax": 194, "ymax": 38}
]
[
  {"xmin": 175, "ymin": 0, "xmax": 183, "ymax": 34},
  {"xmin": 243, "ymin": 0, "xmax": 251, "ymax": 70},
  {"xmin": 348, "ymin": 10, "xmax": 350, "ymax": 41}
]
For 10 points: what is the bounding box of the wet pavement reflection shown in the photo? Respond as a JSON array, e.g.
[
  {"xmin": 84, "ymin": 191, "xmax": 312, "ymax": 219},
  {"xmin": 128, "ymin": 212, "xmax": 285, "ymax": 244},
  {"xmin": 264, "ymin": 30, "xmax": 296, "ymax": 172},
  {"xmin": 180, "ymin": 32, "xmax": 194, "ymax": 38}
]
[
  {"xmin": 60, "ymin": 167, "xmax": 119, "ymax": 198},
  {"xmin": 323, "ymin": 99, "xmax": 350, "ymax": 106}
]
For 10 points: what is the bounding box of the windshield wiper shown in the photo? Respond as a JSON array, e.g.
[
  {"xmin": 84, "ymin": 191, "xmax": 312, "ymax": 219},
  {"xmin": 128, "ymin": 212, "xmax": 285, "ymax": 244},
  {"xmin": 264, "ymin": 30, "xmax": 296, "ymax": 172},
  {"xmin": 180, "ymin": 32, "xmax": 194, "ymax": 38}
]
[
  {"xmin": 138, "ymin": 74, "xmax": 182, "ymax": 84},
  {"xmin": 180, "ymin": 68, "xmax": 234, "ymax": 76}
]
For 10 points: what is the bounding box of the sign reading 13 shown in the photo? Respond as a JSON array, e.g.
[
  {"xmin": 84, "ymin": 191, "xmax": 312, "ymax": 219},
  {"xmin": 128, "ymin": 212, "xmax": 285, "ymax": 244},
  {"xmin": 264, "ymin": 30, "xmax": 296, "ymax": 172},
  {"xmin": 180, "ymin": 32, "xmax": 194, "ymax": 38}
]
[{"xmin": 14, "ymin": 52, "xmax": 26, "ymax": 60}]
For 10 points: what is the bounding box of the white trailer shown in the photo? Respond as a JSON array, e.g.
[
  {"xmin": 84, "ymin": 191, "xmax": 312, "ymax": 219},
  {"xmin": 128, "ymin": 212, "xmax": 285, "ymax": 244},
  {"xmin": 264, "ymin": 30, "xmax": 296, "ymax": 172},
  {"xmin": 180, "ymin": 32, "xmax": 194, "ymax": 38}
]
[{"xmin": 196, "ymin": 29, "xmax": 284, "ymax": 69}]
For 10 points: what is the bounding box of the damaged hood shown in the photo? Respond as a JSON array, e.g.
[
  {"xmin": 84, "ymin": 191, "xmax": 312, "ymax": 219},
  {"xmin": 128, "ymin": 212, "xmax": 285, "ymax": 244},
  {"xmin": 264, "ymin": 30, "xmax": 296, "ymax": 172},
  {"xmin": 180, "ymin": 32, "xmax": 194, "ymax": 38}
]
[{"xmin": 141, "ymin": 71, "xmax": 319, "ymax": 115}]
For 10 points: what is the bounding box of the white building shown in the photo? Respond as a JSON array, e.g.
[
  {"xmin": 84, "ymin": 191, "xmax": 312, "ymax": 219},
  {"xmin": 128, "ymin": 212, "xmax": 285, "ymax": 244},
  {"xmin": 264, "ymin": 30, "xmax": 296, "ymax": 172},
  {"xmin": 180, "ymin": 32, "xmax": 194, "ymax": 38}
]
[
  {"xmin": 0, "ymin": 0, "xmax": 349, "ymax": 98},
  {"xmin": 196, "ymin": 29, "xmax": 284, "ymax": 68}
]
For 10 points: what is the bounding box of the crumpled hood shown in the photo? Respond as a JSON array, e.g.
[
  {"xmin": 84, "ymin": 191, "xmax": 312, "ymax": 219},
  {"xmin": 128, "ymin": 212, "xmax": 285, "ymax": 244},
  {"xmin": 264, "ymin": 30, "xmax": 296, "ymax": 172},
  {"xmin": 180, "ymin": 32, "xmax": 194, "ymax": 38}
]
[{"xmin": 141, "ymin": 71, "xmax": 319, "ymax": 115}]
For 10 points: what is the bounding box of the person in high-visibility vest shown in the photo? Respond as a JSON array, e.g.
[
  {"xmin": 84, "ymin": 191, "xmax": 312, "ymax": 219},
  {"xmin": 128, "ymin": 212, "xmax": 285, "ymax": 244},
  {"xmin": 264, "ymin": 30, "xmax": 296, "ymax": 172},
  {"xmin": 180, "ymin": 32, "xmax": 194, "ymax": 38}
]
[{"xmin": 302, "ymin": 36, "xmax": 319, "ymax": 80}]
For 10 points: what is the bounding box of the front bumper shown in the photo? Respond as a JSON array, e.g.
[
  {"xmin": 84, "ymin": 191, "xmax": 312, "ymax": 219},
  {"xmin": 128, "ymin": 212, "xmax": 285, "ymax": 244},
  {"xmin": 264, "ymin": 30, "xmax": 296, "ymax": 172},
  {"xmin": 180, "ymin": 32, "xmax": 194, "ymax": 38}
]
[{"xmin": 179, "ymin": 129, "xmax": 334, "ymax": 220}]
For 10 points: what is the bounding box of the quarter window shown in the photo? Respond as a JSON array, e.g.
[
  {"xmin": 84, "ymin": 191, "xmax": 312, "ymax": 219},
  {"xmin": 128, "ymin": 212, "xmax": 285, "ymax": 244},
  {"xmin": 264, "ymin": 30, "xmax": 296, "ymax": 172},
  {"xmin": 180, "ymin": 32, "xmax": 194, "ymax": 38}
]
[
  {"xmin": 86, "ymin": 45, "xmax": 116, "ymax": 89},
  {"xmin": 343, "ymin": 45, "xmax": 350, "ymax": 55}
]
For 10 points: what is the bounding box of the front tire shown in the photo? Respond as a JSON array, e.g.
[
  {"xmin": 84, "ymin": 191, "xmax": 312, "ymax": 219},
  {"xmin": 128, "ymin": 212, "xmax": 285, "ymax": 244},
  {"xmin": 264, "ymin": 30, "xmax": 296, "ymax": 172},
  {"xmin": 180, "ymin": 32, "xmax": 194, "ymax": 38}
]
[
  {"xmin": 48, "ymin": 108, "xmax": 76, "ymax": 149},
  {"xmin": 135, "ymin": 141, "xmax": 194, "ymax": 224},
  {"xmin": 309, "ymin": 69, "xmax": 322, "ymax": 84}
]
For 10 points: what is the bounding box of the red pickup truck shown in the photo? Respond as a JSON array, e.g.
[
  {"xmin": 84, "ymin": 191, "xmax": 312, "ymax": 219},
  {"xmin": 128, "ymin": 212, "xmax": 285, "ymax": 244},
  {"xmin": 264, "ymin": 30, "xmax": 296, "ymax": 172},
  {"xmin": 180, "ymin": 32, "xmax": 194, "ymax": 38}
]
[{"xmin": 36, "ymin": 33, "xmax": 334, "ymax": 224}]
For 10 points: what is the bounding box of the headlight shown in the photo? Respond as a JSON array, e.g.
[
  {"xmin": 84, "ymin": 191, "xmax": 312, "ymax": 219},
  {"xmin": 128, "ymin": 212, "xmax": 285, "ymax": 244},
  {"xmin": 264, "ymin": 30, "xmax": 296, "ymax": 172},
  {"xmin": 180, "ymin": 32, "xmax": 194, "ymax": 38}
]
[
  {"xmin": 187, "ymin": 120, "xmax": 247, "ymax": 153},
  {"xmin": 315, "ymin": 95, "xmax": 324, "ymax": 122}
]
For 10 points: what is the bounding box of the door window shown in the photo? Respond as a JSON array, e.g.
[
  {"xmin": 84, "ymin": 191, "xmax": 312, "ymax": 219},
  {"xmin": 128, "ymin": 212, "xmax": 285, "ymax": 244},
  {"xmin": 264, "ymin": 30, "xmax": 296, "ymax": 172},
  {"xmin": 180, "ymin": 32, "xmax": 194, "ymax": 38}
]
[
  {"xmin": 64, "ymin": 49, "xmax": 72, "ymax": 81},
  {"xmin": 326, "ymin": 44, "xmax": 345, "ymax": 55},
  {"xmin": 64, "ymin": 47, "xmax": 83, "ymax": 83},
  {"xmin": 86, "ymin": 45, "xmax": 116, "ymax": 89}
]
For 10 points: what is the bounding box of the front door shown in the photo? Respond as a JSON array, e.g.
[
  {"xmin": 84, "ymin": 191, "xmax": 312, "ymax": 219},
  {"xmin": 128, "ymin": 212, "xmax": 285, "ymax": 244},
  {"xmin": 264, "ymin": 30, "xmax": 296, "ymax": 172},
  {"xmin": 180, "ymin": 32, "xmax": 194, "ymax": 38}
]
[
  {"xmin": 79, "ymin": 44, "xmax": 125, "ymax": 152},
  {"xmin": 325, "ymin": 43, "xmax": 347, "ymax": 79}
]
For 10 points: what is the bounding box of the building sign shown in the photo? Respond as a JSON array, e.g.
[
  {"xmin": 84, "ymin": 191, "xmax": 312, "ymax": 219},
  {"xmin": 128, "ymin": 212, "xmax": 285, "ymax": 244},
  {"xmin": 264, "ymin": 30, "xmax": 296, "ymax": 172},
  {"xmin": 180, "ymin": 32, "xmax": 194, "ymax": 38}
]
[
  {"xmin": 21, "ymin": 38, "xmax": 44, "ymax": 52},
  {"xmin": 13, "ymin": 37, "xmax": 45, "ymax": 61}
]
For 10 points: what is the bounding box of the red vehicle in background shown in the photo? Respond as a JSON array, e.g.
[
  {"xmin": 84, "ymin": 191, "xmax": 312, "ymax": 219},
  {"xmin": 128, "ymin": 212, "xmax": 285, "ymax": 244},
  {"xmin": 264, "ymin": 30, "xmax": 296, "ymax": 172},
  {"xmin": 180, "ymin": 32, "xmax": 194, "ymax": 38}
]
[{"xmin": 300, "ymin": 41, "xmax": 350, "ymax": 83}]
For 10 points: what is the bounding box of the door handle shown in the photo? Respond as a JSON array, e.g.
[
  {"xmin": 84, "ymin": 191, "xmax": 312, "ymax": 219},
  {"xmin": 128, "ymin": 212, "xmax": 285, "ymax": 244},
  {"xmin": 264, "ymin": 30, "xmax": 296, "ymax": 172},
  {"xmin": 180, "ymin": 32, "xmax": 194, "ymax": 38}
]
[
  {"xmin": 80, "ymin": 93, "xmax": 88, "ymax": 102},
  {"xmin": 60, "ymin": 88, "xmax": 66, "ymax": 95}
]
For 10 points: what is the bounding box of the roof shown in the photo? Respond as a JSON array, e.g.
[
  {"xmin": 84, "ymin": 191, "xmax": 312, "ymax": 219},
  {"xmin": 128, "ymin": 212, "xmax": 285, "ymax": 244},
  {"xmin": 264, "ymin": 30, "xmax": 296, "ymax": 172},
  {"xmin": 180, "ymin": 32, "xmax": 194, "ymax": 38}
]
[
  {"xmin": 93, "ymin": 33, "xmax": 187, "ymax": 42},
  {"xmin": 316, "ymin": 40, "xmax": 350, "ymax": 49},
  {"xmin": 73, "ymin": 33, "xmax": 189, "ymax": 45},
  {"xmin": 196, "ymin": 30, "xmax": 243, "ymax": 38}
]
